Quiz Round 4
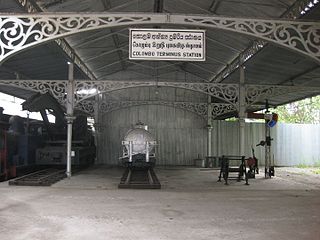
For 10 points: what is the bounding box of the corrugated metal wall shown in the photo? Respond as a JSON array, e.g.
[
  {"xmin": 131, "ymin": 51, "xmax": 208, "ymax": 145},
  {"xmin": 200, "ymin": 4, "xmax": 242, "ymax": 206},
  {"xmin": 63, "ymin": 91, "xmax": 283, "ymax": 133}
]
[
  {"xmin": 212, "ymin": 122, "xmax": 320, "ymax": 166},
  {"xmin": 96, "ymin": 106, "xmax": 320, "ymax": 167},
  {"xmin": 96, "ymin": 105, "xmax": 207, "ymax": 165},
  {"xmin": 273, "ymin": 123, "xmax": 320, "ymax": 166}
]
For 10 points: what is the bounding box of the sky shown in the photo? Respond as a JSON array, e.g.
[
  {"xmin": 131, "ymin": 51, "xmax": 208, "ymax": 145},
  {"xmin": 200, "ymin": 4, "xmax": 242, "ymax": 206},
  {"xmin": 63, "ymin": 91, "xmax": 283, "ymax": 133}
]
[{"xmin": 0, "ymin": 92, "xmax": 55, "ymax": 122}]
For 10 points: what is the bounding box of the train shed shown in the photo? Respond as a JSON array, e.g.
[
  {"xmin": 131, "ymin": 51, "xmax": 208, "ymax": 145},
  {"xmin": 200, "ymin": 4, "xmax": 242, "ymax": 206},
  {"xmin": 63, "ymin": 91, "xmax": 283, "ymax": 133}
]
[{"xmin": 0, "ymin": 0, "xmax": 320, "ymax": 239}]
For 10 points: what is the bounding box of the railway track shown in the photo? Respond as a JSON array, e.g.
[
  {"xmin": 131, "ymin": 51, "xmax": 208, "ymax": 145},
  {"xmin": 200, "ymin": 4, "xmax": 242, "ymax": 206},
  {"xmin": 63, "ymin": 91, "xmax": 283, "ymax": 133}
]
[
  {"xmin": 9, "ymin": 168, "xmax": 66, "ymax": 186},
  {"xmin": 119, "ymin": 167, "xmax": 161, "ymax": 189}
]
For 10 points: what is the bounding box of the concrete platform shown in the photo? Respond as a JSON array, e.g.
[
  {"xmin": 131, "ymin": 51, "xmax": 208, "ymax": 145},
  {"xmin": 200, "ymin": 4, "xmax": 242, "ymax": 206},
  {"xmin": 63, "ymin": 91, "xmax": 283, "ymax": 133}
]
[{"xmin": 0, "ymin": 166, "xmax": 319, "ymax": 240}]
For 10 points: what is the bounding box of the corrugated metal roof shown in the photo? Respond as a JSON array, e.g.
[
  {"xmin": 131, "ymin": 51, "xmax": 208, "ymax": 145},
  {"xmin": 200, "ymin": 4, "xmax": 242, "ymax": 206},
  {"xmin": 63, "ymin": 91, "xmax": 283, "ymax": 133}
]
[{"xmin": 0, "ymin": 0, "xmax": 319, "ymax": 116}]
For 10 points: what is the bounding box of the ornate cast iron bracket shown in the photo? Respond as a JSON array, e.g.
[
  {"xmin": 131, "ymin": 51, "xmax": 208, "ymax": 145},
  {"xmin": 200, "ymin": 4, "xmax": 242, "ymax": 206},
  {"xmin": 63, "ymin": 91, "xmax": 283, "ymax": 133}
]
[
  {"xmin": 246, "ymin": 84, "xmax": 320, "ymax": 106},
  {"xmin": 0, "ymin": 79, "xmax": 67, "ymax": 104},
  {"xmin": 0, "ymin": 13, "xmax": 319, "ymax": 64},
  {"xmin": 77, "ymin": 100, "xmax": 236, "ymax": 119},
  {"xmin": 74, "ymin": 80, "xmax": 239, "ymax": 105},
  {"xmin": 0, "ymin": 79, "xmax": 319, "ymax": 115},
  {"xmin": 0, "ymin": 79, "xmax": 238, "ymax": 106}
]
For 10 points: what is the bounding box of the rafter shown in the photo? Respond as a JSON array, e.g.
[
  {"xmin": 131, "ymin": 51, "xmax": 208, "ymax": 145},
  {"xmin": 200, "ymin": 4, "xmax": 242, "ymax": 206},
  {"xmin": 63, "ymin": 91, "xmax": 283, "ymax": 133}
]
[
  {"xmin": 206, "ymin": 35, "xmax": 241, "ymax": 53},
  {"xmin": 175, "ymin": 0, "xmax": 213, "ymax": 14},
  {"xmin": 278, "ymin": 66, "xmax": 320, "ymax": 85},
  {"xmin": 83, "ymin": 44, "xmax": 128, "ymax": 62},
  {"xmin": 104, "ymin": 0, "xmax": 149, "ymax": 12},
  {"xmin": 74, "ymin": 28, "xmax": 127, "ymax": 49},
  {"xmin": 209, "ymin": 0, "xmax": 319, "ymax": 83},
  {"xmin": 209, "ymin": 0, "xmax": 221, "ymax": 13},
  {"xmin": 100, "ymin": 0, "xmax": 127, "ymax": 71},
  {"xmin": 154, "ymin": 0, "xmax": 164, "ymax": 13}
]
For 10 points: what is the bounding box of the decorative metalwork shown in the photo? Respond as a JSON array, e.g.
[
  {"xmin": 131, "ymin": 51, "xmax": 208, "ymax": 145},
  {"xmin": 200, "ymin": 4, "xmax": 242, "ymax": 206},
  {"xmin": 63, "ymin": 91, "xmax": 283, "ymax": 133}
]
[
  {"xmin": 1, "ymin": 79, "xmax": 319, "ymax": 118},
  {"xmin": 0, "ymin": 13, "xmax": 156, "ymax": 63},
  {"xmin": 77, "ymin": 100, "xmax": 236, "ymax": 119},
  {"xmin": 209, "ymin": 103, "xmax": 236, "ymax": 119},
  {"xmin": 16, "ymin": 0, "xmax": 97, "ymax": 80},
  {"xmin": 178, "ymin": 15, "xmax": 320, "ymax": 63},
  {"xmin": 76, "ymin": 100, "xmax": 95, "ymax": 115},
  {"xmin": 0, "ymin": 13, "xmax": 319, "ymax": 64},
  {"xmin": 0, "ymin": 79, "xmax": 238, "ymax": 106},
  {"xmin": 210, "ymin": 0, "xmax": 319, "ymax": 83},
  {"xmin": 74, "ymin": 80, "xmax": 239, "ymax": 105},
  {"xmin": 246, "ymin": 84, "xmax": 320, "ymax": 105},
  {"xmin": 0, "ymin": 79, "xmax": 67, "ymax": 104}
]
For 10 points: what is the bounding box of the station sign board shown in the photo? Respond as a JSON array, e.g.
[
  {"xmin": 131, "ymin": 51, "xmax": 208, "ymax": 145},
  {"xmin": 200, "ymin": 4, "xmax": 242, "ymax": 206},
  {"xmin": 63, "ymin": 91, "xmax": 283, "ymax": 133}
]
[{"xmin": 129, "ymin": 29, "xmax": 206, "ymax": 61}]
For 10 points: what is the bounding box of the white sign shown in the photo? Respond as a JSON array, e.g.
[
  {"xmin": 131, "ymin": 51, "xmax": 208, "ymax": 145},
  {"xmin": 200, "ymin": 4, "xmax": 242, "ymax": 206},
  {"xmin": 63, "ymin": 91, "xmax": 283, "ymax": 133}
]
[{"xmin": 129, "ymin": 29, "xmax": 206, "ymax": 61}]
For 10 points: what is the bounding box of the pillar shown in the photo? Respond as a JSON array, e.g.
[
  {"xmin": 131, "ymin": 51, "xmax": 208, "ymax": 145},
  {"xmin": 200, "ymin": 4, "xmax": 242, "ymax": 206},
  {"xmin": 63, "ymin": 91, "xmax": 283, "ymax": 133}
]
[
  {"xmin": 66, "ymin": 62, "xmax": 75, "ymax": 178},
  {"xmin": 238, "ymin": 66, "xmax": 246, "ymax": 157},
  {"xmin": 207, "ymin": 97, "xmax": 213, "ymax": 158},
  {"xmin": 93, "ymin": 94, "xmax": 100, "ymax": 162}
]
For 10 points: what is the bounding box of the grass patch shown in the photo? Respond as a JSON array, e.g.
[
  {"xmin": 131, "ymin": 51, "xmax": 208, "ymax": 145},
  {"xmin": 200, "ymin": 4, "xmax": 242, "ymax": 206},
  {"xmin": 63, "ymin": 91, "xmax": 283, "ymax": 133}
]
[
  {"xmin": 312, "ymin": 169, "xmax": 320, "ymax": 175},
  {"xmin": 296, "ymin": 161, "xmax": 320, "ymax": 168},
  {"xmin": 296, "ymin": 164, "xmax": 309, "ymax": 168}
]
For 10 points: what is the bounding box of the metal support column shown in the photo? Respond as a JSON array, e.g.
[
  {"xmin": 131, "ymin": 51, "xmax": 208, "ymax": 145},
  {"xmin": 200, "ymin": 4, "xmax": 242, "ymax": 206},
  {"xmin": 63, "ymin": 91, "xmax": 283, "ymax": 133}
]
[
  {"xmin": 207, "ymin": 97, "xmax": 213, "ymax": 158},
  {"xmin": 129, "ymin": 141, "xmax": 133, "ymax": 163},
  {"xmin": 66, "ymin": 63, "xmax": 75, "ymax": 178},
  {"xmin": 238, "ymin": 66, "xmax": 246, "ymax": 157},
  {"xmin": 265, "ymin": 123, "xmax": 271, "ymax": 178},
  {"xmin": 146, "ymin": 142, "xmax": 150, "ymax": 163},
  {"xmin": 93, "ymin": 95, "xmax": 100, "ymax": 162},
  {"xmin": 264, "ymin": 104, "xmax": 274, "ymax": 178}
]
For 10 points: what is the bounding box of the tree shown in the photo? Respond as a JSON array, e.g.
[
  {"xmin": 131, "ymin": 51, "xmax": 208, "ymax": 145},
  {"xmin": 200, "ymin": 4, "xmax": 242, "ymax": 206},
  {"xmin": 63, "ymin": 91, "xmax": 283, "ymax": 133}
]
[{"xmin": 272, "ymin": 95, "xmax": 320, "ymax": 124}]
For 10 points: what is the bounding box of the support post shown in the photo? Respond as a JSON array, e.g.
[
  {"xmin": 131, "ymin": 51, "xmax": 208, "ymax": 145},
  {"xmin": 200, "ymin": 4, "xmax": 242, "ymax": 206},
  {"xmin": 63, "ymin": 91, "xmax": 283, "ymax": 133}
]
[
  {"xmin": 129, "ymin": 141, "xmax": 133, "ymax": 162},
  {"xmin": 265, "ymin": 123, "xmax": 271, "ymax": 178},
  {"xmin": 93, "ymin": 94, "xmax": 100, "ymax": 163},
  {"xmin": 146, "ymin": 142, "xmax": 149, "ymax": 163},
  {"xmin": 238, "ymin": 66, "xmax": 246, "ymax": 157},
  {"xmin": 207, "ymin": 97, "xmax": 213, "ymax": 158},
  {"xmin": 66, "ymin": 63, "xmax": 75, "ymax": 178}
]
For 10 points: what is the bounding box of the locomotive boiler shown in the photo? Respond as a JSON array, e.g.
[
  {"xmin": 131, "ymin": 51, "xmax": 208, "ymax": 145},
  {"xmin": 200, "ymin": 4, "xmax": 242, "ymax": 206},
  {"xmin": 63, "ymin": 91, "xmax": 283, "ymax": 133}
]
[
  {"xmin": 118, "ymin": 122, "xmax": 160, "ymax": 189},
  {"xmin": 120, "ymin": 122, "xmax": 157, "ymax": 168}
]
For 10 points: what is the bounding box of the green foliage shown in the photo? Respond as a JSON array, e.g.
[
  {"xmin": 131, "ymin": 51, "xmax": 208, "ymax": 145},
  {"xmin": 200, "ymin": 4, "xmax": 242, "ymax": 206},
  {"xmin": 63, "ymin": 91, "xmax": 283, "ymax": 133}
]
[
  {"xmin": 297, "ymin": 163, "xmax": 309, "ymax": 168},
  {"xmin": 296, "ymin": 160, "xmax": 320, "ymax": 168},
  {"xmin": 225, "ymin": 117, "xmax": 237, "ymax": 122},
  {"xmin": 312, "ymin": 169, "xmax": 320, "ymax": 174},
  {"xmin": 272, "ymin": 95, "xmax": 320, "ymax": 124}
]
